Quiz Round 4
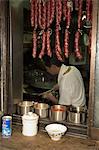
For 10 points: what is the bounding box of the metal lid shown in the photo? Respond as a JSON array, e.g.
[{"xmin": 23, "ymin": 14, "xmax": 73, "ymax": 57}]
[{"xmin": 2, "ymin": 116, "xmax": 12, "ymax": 120}]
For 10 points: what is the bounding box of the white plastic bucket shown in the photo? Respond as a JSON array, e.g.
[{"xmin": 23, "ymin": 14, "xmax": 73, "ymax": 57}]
[{"xmin": 22, "ymin": 112, "xmax": 39, "ymax": 136}]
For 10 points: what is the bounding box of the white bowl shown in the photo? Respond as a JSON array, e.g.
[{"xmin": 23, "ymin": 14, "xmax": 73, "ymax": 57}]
[{"xmin": 45, "ymin": 123, "xmax": 67, "ymax": 141}]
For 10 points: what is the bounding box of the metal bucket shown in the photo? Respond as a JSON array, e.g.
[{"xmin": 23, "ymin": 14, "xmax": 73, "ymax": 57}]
[
  {"xmin": 34, "ymin": 103, "xmax": 49, "ymax": 118},
  {"xmin": 49, "ymin": 105, "xmax": 67, "ymax": 121},
  {"xmin": 17, "ymin": 101, "xmax": 34, "ymax": 115}
]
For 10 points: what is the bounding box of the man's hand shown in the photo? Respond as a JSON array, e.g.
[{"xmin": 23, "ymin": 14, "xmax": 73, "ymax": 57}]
[
  {"xmin": 52, "ymin": 84, "xmax": 59, "ymax": 91},
  {"xmin": 42, "ymin": 92, "xmax": 53, "ymax": 99},
  {"xmin": 42, "ymin": 92, "xmax": 58, "ymax": 104}
]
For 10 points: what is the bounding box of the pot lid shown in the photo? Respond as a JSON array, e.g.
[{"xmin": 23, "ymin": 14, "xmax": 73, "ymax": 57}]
[{"xmin": 22, "ymin": 112, "xmax": 39, "ymax": 120}]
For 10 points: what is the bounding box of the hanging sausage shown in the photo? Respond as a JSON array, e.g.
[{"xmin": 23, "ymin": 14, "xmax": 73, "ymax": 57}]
[
  {"xmin": 64, "ymin": 29, "xmax": 69, "ymax": 58},
  {"xmin": 32, "ymin": 31, "xmax": 37, "ymax": 58},
  {"xmin": 55, "ymin": 0, "xmax": 63, "ymax": 61},
  {"xmin": 39, "ymin": 31, "xmax": 46, "ymax": 59},
  {"xmin": 46, "ymin": 0, "xmax": 55, "ymax": 57},
  {"xmin": 74, "ymin": 30, "xmax": 82, "ymax": 59},
  {"xmin": 30, "ymin": 0, "xmax": 35, "ymax": 27},
  {"xmin": 38, "ymin": 1, "xmax": 46, "ymax": 58},
  {"xmin": 74, "ymin": 0, "xmax": 83, "ymax": 59},
  {"xmin": 86, "ymin": 0, "xmax": 92, "ymax": 54},
  {"xmin": 30, "ymin": 0, "xmax": 38, "ymax": 58},
  {"xmin": 46, "ymin": 29, "xmax": 52, "ymax": 57},
  {"xmin": 74, "ymin": 0, "xmax": 79, "ymax": 11},
  {"xmin": 30, "ymin": 0, "xmax": 92, "ymax": 61},
  {"xmin": 49, "ymin": 0, "xmax": 55, "ymax": 27},
  {"xmin": 63, "ymin": 0, "xmax": 72, "ymax": 58},
  {"xmin": 63, "ymin": 0, "xmax": 67, "ymax": 19}
]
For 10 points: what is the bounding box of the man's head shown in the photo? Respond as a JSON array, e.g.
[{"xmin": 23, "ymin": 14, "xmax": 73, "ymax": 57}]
[{"xmin": 42, "ymin": 55, "xmax": 62, "ymax": 75}]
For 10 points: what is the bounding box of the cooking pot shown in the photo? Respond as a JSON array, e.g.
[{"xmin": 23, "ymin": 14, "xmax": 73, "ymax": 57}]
[
  {"xmin": 49, "ymin": 105, "xmax": 67, "ymax": 122},
  {"xmin": 34, "ymin": 103, "xmax": 49, "ymax": 118},
  {"xmin": 17, "ymin": 101, "xmax": 34, "ymax": 115},
  {"xmin": 68, "ymin": 106, "xmax": 87, "ymax": 124}
]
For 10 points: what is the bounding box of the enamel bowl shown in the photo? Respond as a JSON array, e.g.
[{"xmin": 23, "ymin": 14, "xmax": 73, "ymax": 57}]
[{"xmin": 45, "ymin": 123, "xmax": 67, "ymax": 141}]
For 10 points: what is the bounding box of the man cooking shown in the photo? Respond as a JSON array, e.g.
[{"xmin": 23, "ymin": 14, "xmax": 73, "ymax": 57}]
[{"xmin": 41, "ymin": 55, "xmax": 86, "ymax": 108}]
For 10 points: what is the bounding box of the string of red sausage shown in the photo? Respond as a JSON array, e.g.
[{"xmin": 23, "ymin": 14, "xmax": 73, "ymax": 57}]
[
  {"xmin": 74, "ymin": 0, "xmax": 83, "ymax": 59},
  {"xmin": 86, "ymin": 0, "xmax": 92, "ymax": 21},
  {"xmin": 46, "ymin": 0, "xmax": 51, "ymax": 57},
  {"xmin": 46, "ymin": 0, "xmax": 50, "ymax": 28},
  {"xmin": 39, "ymin": 1, "xmax": 46, "ymax": 59},
  {"xmin": 55, "ymin": 0, "xmax": 63, "ymax": 61},
  {"xmin": 64, "ymin": 29, "xmax": 69, "ymax": 58},
  {"xmin": 46, "ymin": 0, "xmax": 55, "ymax": 57},
  {"xmin": 49, "ymin": 0, "xmax": 55, "ymax": 27},
  {"xmin": 30, "ymin": 0, "xmax": 92, "ymax": 61},
  {"xmin": 32, "ymin": 31, "xmax": 37, "ymax": 58},
  {"xmin": 30, "ymin": 0, "xmax": 35, "ymax": 27},
  {"xmin": 30, "ymin": 0, "xmax": 38, "ymax": 58},
  {"xmin": 74, "ymin": 0, "xmax": 79, "ymax": 11},
  {"xmin": 46, "ymin": 29, "xmax": 52, "ymax": 57},
  {"xmin": 55, "ymin": 26, "xmax": 63, "ymax": 61},
  {"xmin": 38, "ymin": 0, "xmax": 55, "ymax": 58},
  {"xmin": 86, "ymin": 0, "xmax": 92, "ymax": 54},
  {"xmin": 74, "ymin": 30, "xmax": 82, "ymax": 59},
  {"xmin": 63, "ymin": 0, "xmax": 72, "ymax": 58},
  {"xmin": 63, "ymin": 0, "xmax": 67, "ymax": 19}
]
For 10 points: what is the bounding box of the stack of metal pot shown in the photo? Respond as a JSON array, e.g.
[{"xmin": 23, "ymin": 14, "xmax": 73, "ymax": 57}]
[
  {"xmin": 17, "ymin": 101, "xmax": 88, "ymax": 125},
  {"xmin": 17, "ymin": 101, "xmax": 68, "ymax": 122}
]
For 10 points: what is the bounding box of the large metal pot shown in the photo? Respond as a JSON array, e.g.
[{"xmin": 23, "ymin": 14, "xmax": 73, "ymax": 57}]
[
  {"xmin": 17, "ymin": 101, "xmax": 34, "ymax": 115},
  {"xmin": 34, "ymin": 103, "xmax": 49, "ymax": 118},
  {"xmin": 49, "ymin": 105, "xmax": 67, "ymax": 121},
  {"xmin": 68, "ymin": 106, "xmax": 87, "ymax": 124}
]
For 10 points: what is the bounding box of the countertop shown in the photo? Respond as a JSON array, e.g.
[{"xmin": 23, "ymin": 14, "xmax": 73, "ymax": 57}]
[{"xmin": 0, "ymin": 125, "xmax": 99, "ymax": 150}]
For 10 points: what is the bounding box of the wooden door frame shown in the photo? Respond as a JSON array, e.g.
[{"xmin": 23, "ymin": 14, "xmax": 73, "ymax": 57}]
[
  {"xmin": 88, "ymin": 0, "xmax": 99, "ymax": 139},
  {"xmin": 0, "ymin": 0, "xmax": 13, "ymax": 114},
  {"xmin": 0, "ymin": 0, "xmax": 10, "ymax": 113},
  {"xmin": 0, "ymin": 0, "xmax": 99, "ymax": 139}
]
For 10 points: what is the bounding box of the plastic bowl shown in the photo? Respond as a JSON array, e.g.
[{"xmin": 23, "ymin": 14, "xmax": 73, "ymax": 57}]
[{"xmin": 45, "ymin": 123, "xmax": 67, "ymax": 141}]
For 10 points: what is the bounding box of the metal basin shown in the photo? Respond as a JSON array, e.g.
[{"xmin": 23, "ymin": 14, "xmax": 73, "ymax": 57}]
[
  {"xmin": 49, "ymin": 105, "xmax": 67, "ymax": 122},
  {"xmin": 34, "ymin": 103, "xmax": 49, "ymax": 118},
  {"xmin": 17, "ymin": 101, "xmax": 34, "ymax": 115}
]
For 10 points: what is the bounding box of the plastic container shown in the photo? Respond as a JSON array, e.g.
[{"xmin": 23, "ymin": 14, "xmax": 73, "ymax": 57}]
[{"xmin": 22, "ymin": 112, "xmax": 39, "ymax": 136}]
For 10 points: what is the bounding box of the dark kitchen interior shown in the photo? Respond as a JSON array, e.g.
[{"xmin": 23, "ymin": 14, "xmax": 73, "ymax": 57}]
[{"xmin": 0, "ymin": 0, "xmax": 99, "ymax": 146}]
